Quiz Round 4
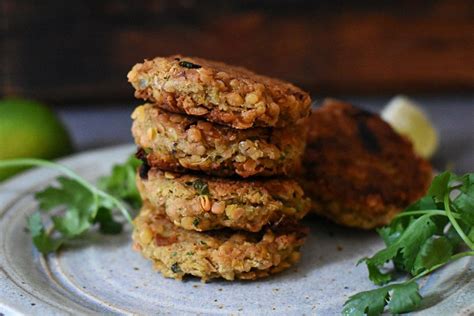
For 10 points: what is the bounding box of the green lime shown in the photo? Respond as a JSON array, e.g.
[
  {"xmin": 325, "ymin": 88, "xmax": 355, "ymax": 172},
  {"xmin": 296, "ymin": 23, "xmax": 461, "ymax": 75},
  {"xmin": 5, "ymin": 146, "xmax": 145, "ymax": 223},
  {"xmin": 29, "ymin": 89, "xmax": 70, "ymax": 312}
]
[{"xmin": 0, "ymin": 98, "xmax": 73, "ymax": 181}]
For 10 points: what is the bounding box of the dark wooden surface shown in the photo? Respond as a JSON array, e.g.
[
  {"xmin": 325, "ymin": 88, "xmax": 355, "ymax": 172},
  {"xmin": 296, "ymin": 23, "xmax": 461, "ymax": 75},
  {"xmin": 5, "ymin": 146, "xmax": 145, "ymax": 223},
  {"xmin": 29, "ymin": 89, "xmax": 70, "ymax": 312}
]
[{"xmin": 2, "ymin": 0, "xmax": 474, "ymax": 103}]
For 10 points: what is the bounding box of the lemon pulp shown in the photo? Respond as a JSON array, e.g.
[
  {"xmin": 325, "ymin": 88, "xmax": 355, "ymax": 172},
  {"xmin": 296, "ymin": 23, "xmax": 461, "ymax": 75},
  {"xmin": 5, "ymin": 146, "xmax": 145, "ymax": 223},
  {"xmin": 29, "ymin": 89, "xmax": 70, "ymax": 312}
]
[{"xmin": 381, "ymin": 95, "xmax": 438, "ymax": 159}]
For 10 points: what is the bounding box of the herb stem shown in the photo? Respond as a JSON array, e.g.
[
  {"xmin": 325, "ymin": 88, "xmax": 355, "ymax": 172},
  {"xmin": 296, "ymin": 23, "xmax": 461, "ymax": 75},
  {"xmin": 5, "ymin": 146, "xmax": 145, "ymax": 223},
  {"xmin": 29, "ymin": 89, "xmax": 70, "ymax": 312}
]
[
  {"xmin": 411, "ymin": 250, "xmax": 474, "ymax": 281},
  {"xmin": 394, "ymin": 210, "xmax": 460, "ymax": 219},
  {"xmin": 97, "ymin": 191, "xmax": 132, "ymax": 223},
  {"xmin": 0, "ymin": 158, "xmax": 132, "ymax": 224},
  {"xmin": 0, "ymin": 159, "xmax": 93, "ymax": 190},
  {"xmin": 443, "ymin": 193, "xmax": 474, "ymax": 250}
]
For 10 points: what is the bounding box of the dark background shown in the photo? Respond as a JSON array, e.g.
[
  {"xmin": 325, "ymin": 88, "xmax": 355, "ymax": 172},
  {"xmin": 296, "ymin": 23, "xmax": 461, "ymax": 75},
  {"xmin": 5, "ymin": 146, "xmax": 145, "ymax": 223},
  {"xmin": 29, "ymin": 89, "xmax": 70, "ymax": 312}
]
[
  {"xmin": 2, "ymin": 0, "xmax": 474, "ymax": 104},
  {"xmin": 1, "ymin": 1, "xmax": 473, "ymax": 173}
]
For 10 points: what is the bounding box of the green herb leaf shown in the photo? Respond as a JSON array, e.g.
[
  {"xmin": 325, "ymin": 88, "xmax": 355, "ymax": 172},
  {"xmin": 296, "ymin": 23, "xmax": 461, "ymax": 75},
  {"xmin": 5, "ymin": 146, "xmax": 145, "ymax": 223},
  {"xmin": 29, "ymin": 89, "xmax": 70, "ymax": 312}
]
[
  {"xmin": 377, "ymin": 196, "xmax": 438, "ymax": 247},
  {"xmin": 405, "ymin": 195, "xmax": 439, "ymax": 212},
  {"xmin": 178, "ymin": 61, "xmax": 202, "ymax": 69},
  {"xmin": 37, "ymin": 177, "xmax": 97, "ymax": 237},
  {"xmin": 445, "ymin": 224, "xmax": 464, "ymax": 248},
  {"xmin": 347, "ymin": 171, "xmax": 474, "ymax": 315},
  {"xmin": 386, "ymin": 281, "xmax": 422, "ymax": 314},
  {"xmin": 342, "ymin": 286, "xmax": 389, "ymax": 316},
  {"xmin": 0, "ymin": 157, "xmax": 134, "ymax": 254},
  {"xmin": 412, "ymin": 236, "xmax": 453, "ymax": 275},
  {"xmin": 427, "ymin": 171, "xmax": 452, "ymax": 202},
  {"xmin": 377, "ymin": 218, "xmax": 407, "ymax": 247},
  {"xmin": 452, "ymin": 173, "xmax": 474, "ymax": 225},
  {"xmin": 192, "ymin": 179, "xmax": 210, "ymax": 195},
  {"xmin": 27, "ymin": 212, "xmax": 63, "ymax": 253},
  {"xmin": 342, "ymin": 281, "xmax": 421, "ymax": 316},
  {"xmin": 98, "ymin": 155, "xmax": 142, "ymax": 209},
  {"xmin": 93, "ymin": 207, "xmax": 123, "ymax": 234},
  {"xmin": 36, "ymin": 177, "xmax": 94, "ymax": 212},
  {"xmin": 171, "ymin": 262, "xmax": 182, "ymax": 273},
  {"xmin": 364, "ymin": 214, "xmax": 437, "ymax": 284},
  {"xmin": 468, "ymin": 228, "xmax": 474, "ymax": 241},
  {"xmin": 366, "ymin": 263, "xmax": 392, "ymax": 285}
]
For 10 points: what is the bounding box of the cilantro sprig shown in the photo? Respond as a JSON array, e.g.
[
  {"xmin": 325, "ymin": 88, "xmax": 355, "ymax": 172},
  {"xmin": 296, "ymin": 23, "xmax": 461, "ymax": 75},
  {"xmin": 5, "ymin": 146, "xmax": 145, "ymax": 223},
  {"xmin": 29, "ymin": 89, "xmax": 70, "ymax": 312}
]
[
  {"xmin": 0, "ymin": 156, "xmax": 141, "ymax": 254},
  {"xmin": 343, "ymin": 171, "xmax": 474, "ymax": 315}
]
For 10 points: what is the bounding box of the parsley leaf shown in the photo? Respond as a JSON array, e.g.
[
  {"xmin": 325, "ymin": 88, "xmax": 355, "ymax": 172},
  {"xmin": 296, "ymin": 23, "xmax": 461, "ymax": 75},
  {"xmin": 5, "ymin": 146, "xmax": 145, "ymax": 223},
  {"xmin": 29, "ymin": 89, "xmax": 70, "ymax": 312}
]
[
  {"xmin": 98, "ymin": 155, "xmax": 142, "ymax": 209},
  {"xmin": 386, "ymin": 281, "xmax": 422, "ymax": 314},
  {"xmin": 342, "ymin": 287, "xmax": 388, "ymax": 316},
  {"xmin": 411, "ymin": 236, "xmax": 453, "ymax": 275},
  {"xmin": 427, "ymin": 171, "xmax": 452, "ymax": 202},
  {"xmin": 366, "ymin": 263, "xmax": 392, "ymax": 286},
  {"xmin": 37, "ymin": 177, "xmax": 97, "ymax": 237},
  {"xmin": 364, "ymin": 214, "xmax": 437, "ymax": 284},
  {"xmin": 445, "ymin": 224, "xmax": 464, "ymax": 248},
  {"xmin": 344, "ymin": 172, "xmax": 474, "ymax": 315},
  {"xmin": 93, "ymin": 207, "xmax": 123, "ymax": 234},
  {"xmin": 406, "ymin": 195, "xmax": 439, "ymax": 213},
  {"xmin": 377, "ymin": 196, "xmax": 439, "ymax": 247},
  {"xmin": 0, "ymin": 158, "xmax": 135, "ymax": 254},
  {"xmin": 452, "ymin": 173, "xmax": 474, "ymax": 225},
  {"xmin": 469, "ymin": 228, "xmax": 474, "ymax": 241},
  {"xmin": 342, "ymin": 281, "xmax": 421, "ymax": 316},
  {"xmin": 27, "ymin": 212, "xmax": 63, "ymax": 253}
]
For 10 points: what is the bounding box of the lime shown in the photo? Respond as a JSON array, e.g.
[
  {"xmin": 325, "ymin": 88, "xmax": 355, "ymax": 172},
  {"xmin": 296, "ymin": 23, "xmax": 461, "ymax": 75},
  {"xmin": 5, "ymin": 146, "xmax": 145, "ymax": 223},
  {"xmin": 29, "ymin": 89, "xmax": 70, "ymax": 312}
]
[
  {"xmin": 381, "ymin": 95, "xmax": 438, "ymax": 159},
  {"xmin": 0, "ymin": 98, "xmax": 73, "ymax": 181}
]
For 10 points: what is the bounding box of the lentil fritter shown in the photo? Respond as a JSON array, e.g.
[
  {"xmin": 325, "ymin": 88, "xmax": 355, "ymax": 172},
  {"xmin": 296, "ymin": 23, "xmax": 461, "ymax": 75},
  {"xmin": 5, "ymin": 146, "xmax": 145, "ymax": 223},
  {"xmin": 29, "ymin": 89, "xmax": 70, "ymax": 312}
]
[
  {"xmin": 132, "ymin": 104, "xmax": 307, "ymax": 178},
  {"xmin": 301, "ymin": 99, "xmax": 433, "ymax": 229},
  {"xmin": 137, "ymin": 168, "xmax": 311, "ymax": 232},
  {"xmin": 132, "ymin": 202, "xmax": 308, "ymax": 281},
  {"xmin": 127, "ymin": 55, "xmax": 312, "ymax": 129}
]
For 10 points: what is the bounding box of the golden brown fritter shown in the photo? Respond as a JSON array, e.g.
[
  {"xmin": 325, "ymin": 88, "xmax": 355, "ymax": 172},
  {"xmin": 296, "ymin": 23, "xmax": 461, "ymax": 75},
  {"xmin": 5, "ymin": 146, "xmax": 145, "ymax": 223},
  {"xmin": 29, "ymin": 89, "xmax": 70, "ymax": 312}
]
[
  {"xmin": 127, "ymin": 55, "xmax": 312, "ymax": 129},
  {"xmin": 132, "ymin": 202, "xmax": 308, "ymax": 281},
  {"xmin": 136, "ymin": 168, "xmax": 311, "ymax": 232},
  {"xmin": 300, "ymin": 99, "xmax": 433, "ymax": 229},
  {"xmin": 132, "ymin": 104, "xmax": 308, "ymax": 178}
]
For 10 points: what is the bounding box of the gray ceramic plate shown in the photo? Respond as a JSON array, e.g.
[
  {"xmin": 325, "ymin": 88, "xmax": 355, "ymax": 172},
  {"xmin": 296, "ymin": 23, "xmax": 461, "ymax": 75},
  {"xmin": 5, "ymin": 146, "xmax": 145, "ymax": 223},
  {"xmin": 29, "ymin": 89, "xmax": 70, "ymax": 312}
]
[{"xmin": 0, "ymin": 145, "xmax": 472, "ymax": 315}]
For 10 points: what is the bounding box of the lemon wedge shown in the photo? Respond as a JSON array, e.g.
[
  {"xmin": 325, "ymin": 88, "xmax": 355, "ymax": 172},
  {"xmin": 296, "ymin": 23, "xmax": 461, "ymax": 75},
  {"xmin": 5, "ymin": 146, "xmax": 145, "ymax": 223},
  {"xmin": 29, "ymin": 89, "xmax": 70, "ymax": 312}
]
[{"xmin": 381, "ymin": 96, "xmax": 438, "ymax": 159}]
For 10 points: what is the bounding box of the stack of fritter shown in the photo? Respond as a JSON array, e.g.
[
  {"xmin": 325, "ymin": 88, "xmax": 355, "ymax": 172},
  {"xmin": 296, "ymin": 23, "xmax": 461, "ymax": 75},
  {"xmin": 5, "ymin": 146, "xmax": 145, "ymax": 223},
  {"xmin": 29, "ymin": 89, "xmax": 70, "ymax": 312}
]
[{"xmin": 127, "ymin": 56, "xmax": 313, "ymax": 281}]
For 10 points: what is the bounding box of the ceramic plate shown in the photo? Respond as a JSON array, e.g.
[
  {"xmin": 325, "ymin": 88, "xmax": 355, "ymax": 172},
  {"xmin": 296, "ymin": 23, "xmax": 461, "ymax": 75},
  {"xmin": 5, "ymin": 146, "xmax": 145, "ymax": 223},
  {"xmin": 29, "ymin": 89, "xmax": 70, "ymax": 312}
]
[{"xmin": 0, "ymin": 145, "xmax": 472, "ymax": 315}]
